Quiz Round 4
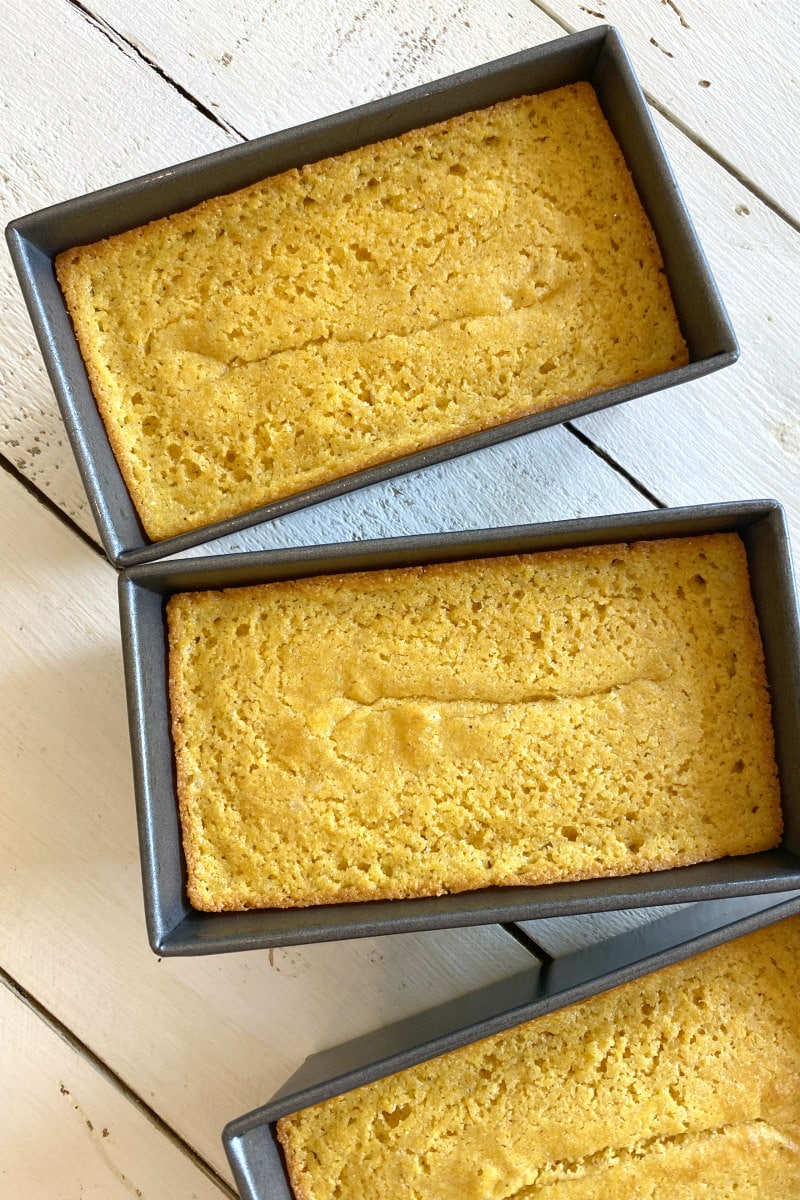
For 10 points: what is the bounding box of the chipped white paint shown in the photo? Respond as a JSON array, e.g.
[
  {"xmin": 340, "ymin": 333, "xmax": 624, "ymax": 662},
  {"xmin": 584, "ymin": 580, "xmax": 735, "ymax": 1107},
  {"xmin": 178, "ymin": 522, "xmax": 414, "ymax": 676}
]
[
  {"xmin": 2, "ymin": 0, "xmax": 800, "ymax": 1194},
  {"xmin": 529, "ymin": 0, "xmax": 800, "ymax": 224},
  {"xmin": 0, "ymin": 0, "xmax": 233, "ymax": 531}
]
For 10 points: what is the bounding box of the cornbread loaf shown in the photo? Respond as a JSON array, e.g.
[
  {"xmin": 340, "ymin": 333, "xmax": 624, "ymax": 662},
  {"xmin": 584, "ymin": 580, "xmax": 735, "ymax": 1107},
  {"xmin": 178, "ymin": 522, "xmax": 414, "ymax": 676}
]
[
  {"xmin": 166, "ymin": 532, "xmax": 781, "ymax": 912},
  {"xmin": 276, "ymin": 915, "xmax": 800, "ymax": 1200},
  {"xmin": 57, "ymin": 82, "xmax": 688, "ymax": 541}
]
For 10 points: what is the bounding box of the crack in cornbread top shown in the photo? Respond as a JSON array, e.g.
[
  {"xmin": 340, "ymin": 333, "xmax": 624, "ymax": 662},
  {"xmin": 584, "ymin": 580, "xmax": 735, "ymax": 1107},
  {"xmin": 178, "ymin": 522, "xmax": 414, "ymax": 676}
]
[
  {"xmin": 166, "ymin": 534, "xmax": 781, "ymax": 912},
  {"xmin": 57, "ymin": 82, "xmax": 687, "ymax": 540},
  {"xmin": 276, "ymin": 916, "xmax": 800, "ymax": 1200}
]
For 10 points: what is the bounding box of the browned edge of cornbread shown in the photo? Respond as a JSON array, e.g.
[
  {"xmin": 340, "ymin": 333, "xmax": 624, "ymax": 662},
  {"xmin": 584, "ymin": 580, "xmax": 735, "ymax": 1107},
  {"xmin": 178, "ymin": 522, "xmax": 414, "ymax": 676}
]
[{"xmin": 166, "ymin": 534, "xmax": 781, "ymax": 913}]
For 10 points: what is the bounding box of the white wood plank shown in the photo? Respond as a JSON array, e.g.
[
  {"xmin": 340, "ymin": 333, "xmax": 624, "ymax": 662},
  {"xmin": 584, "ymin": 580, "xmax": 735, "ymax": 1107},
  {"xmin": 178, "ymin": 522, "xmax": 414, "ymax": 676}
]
[
  {"xmin": 573, "ymin": 110, "xmax": 800, "ymax": 576},
  {"xmin": 0, "ymin": 0, "xmax": 234, "ymax": 536},
  {"xmin": 518, "ymin": 904, "xmax": 692, "ymax": 956},
  {"xmin": 529, "ymin": 0, "xmax": 800, "ymax": 223},
  {"xmin": 0, "ymin": 981, "xmax": 227, "ymax": 1200},
  {"xmin": 519, "ymin": 892, "xmax": 800, "ymax": 957},
  {"xmin": 78, "ymin": 0, "xmax": 561, "ymax": 136},
  {"xmin": 178, "ymin": 424, "xmax": 647, "ymax": 558},
  {"xmin": 34, "ymin": 0, "xmax": 796, "ymax": 565},
  {"xmin": 0, "ymin": 466, "xmax": 539, "ymax": 1183}
]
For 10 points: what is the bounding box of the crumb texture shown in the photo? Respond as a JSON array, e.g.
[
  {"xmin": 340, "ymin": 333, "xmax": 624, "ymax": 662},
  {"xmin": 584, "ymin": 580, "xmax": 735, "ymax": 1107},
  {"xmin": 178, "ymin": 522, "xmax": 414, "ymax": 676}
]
[
  {"xmin": 56, "ymin": 83, "xmax": 687, "ymax": 540},
  {"xmin": 166, "ymin": 533, "xmax": 781, "ymax": 912},
  {"xmin": 277, "ymin": 917, "xmax": 800, "ymax": 1200}
]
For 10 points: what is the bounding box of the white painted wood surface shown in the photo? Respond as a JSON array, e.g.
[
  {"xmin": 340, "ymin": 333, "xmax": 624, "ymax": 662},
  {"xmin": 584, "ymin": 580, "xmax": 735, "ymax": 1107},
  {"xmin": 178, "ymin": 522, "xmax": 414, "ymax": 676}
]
[
  {"xmin": 0, "ymin": 462, "xmax": 541, "ymax": 1188},
  {"xmin": 531, "ymin": 0, "xmax": 800, "ymax": 224},
  {"xmin": 0, "ymin": 982, "xmax": 227, "ymax": 1199},
  {"xmin": 2, "ymin": 0, "xmax": 799, "ymax": 1195},
  {"xmin": 79, "ymin": 0, "xmax": 561, "ymax": 135},
  {"xmin": 574, "ymin": 106, "xmax": 800, "ymax": 564},
  {"xmin": 519, "ymin": 903, "xmax": 692, "ymax": 956}
]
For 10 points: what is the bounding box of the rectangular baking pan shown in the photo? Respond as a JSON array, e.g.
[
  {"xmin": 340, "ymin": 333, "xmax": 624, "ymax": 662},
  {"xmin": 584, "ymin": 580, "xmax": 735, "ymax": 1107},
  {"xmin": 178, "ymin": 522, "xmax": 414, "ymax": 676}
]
[
  {"xmin": 222, "ymin": 889, "xmax": 800, "ymax": 1200},
  {"xmin": 118, "ymin": 500, "xmax": 800, "ymax": 956},
  {"xmin": 8, "ymin": 25, "xmax": 737, "ymax": 568}
]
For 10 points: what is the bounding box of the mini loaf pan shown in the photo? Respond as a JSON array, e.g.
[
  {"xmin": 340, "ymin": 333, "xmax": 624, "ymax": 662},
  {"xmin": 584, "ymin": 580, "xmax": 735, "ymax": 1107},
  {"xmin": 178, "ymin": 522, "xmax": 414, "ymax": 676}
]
[
  {"xmin": 118, "ymin": 500, "xmax": 800, "ymax": 956},
  {"xmin": 222, "ymin": 889, "xmax": 800, "ymax": 1200},
  {"xmin": 8, "ymin": 25, "xmax": 736, "ymax": 569}
]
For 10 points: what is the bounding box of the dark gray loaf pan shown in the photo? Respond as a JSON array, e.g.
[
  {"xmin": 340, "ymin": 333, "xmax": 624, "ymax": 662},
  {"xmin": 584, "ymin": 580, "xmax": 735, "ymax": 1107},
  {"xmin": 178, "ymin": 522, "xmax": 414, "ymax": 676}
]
[
  {"xmin": 8, "ymin": 25, "xmax": 736, "ymax": 568},
  {"xmin": 118, "ymin": 500, "xmax": 800, "ymax": 956},
  {"xmin": 222, "ymin": 890, "xmax": 800, "ymax": 1200}
]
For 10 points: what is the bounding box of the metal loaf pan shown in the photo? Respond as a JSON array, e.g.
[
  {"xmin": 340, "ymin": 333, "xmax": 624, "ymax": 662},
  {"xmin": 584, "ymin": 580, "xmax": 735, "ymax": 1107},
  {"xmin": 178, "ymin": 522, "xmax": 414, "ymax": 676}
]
[
  {"xmin": 118, "ymin": 500, "xmax": 800, "ymax": 956},
  {"xmin": 9, "ymin": 26, "xmax": 737, "ymax": 568},
  {"xmin": 222, "ymin": 890, "xmax": 800, "ymax": 1200}
]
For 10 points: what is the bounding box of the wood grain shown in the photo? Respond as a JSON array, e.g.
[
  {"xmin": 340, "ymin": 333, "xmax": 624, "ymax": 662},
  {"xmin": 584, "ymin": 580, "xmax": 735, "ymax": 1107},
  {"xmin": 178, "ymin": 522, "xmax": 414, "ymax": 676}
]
[
  {"xmin": 177, "ymin": 422, "xmax": 647, "ymax": 558},
  {"xmin": 519, "ymin": 904, "xmax": 692, "ymax": 956},
  {"xmin": 3, "ymin": 1, "xmax": 799, "ymax": 1192},
  {"xmin": 0, "ymin": 981, "xmax": 228, "ymax": 1199},
  {"xmin": 69, "ymin": 0, "xmax": 561, "ymax": 135}
]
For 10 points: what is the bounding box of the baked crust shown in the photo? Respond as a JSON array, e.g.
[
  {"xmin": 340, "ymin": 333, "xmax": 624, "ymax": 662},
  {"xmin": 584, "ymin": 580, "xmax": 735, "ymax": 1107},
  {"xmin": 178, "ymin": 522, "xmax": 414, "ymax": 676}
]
[
  {"xmin": 276, "ymin": 916, "xmax": 800, "ymax": 1200},
  {"xmin": 166, "ymin": 534, "xmax": 781, "ymax": 912}
]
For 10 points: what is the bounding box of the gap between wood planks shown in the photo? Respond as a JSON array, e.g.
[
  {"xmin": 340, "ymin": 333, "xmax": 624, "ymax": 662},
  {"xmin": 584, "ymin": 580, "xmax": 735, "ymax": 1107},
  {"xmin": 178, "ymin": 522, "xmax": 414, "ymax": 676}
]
[
  {"xmin": 0, "ymin": 964, "xmax": 237, "ymax": 1199},
  {"xmin": 1, "ymin": 421, "xmax": 661, "ymax": 571},
  {"xmin": 526, "ymin": 0, "xmax": 800, "ymax": 237},
  {"xmin": 566, "ymin": 424, "xmax": 665, "ymax": 508},
  {"xmin": 500, "ymin": 923, "xmax": 556, "ymax": 965}
]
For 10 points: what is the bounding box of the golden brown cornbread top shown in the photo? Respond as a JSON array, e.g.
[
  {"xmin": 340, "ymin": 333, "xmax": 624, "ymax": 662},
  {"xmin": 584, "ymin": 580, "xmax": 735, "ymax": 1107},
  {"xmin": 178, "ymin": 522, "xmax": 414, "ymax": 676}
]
[
  {"xmin": 167, "ymin": 533, "xmax": 780, "ymax": 912},
  {"xmin": 277, "ymin": 915, "xmax": 800, "ymax": 1200},
  {"xmin": 57, "ymin": 83, "xmax": 687, "ymax": 540}
]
